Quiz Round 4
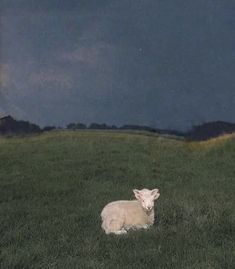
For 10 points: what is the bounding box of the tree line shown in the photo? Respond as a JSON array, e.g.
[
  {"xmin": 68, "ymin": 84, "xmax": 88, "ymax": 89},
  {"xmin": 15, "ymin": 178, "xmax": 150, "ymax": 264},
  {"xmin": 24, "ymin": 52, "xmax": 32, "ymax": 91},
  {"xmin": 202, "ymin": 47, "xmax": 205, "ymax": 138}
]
[
  {"xmin": 1, "ymin": 115, "xmax": 235, "ymax": 141},
  {"xmin": 0, "ymin": 116, "xmax": 41, "ymax": 135},
  {"xmin": 66, "ymin": 122, "xmax": 168, "ymax": 133}
]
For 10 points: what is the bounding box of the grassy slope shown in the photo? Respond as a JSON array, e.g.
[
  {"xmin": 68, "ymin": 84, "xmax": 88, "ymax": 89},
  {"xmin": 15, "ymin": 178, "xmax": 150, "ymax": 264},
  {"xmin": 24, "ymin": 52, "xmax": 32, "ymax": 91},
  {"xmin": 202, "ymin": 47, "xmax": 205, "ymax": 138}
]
[{"xmin": 0, "ymin": 131, "xmax": 234, "ymax": 269}]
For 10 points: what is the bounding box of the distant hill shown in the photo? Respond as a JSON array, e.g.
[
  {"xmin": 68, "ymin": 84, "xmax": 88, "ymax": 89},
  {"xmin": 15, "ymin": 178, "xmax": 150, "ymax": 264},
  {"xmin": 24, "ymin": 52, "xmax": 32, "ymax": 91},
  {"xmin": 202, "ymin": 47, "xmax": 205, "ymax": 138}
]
[
  {"xmin": 185, "ymin": 121, "xmax": 235, "ymax": 141},
  {"xmin": 0, "ymin": 115, "xmax": 41, "ymax": 135},
  {"xmin": 118, "ymin": 122, "xmax": 235, "ymax": 140},
  {"xmin": 65, "ymin": 120, "xmax": 235, "ymax": 141},
  {"xmin": 1, "ymin": 115, "xmax": 235, "ymax": 140}
]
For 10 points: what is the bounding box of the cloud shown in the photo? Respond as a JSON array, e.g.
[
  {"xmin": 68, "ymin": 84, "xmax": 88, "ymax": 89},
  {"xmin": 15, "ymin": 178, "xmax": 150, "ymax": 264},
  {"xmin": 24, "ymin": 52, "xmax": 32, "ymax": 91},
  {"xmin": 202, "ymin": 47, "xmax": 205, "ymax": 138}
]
[
  {"xmin": 0, "ymin": 64, "xmax": 11, "ymax": 89},
  {"xmin": 1, "ymin": 0, "xmax": 110, "ymax": 13},
  {"xmin": 29, "ymin": 70, "xmax": 73, "ymax": 89},
  {"xmin": 1, "ymin": 0, "xmax": 235, "ymax": 129},
  {"xmin": 60, "ymin": 41, "xmax": 116, "ymax": 66}
]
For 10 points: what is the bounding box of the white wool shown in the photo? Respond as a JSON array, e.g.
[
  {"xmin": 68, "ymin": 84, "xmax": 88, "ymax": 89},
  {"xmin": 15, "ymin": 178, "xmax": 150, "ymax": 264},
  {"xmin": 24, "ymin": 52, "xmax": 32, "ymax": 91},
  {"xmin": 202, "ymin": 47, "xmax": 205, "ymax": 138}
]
[{"xmin": 101, "ymin": 188, "xmax": 160, "ymax": 235}]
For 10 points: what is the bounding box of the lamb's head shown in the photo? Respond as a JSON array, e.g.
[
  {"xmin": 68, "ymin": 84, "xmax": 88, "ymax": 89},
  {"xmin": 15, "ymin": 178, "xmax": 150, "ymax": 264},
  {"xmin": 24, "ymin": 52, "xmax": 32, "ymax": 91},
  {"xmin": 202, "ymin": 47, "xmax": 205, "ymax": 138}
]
[{"xmin": 133, "ymin": 188, "xmax": 160, "ymax": 212}]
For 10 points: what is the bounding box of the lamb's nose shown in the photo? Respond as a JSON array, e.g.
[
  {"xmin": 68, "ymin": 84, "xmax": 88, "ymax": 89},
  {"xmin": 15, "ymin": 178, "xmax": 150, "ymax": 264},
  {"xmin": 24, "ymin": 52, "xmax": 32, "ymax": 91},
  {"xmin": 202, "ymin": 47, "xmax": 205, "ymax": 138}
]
[{"xmin": 147, "ymin": 206, "xmax": 152, "ymax": 211}]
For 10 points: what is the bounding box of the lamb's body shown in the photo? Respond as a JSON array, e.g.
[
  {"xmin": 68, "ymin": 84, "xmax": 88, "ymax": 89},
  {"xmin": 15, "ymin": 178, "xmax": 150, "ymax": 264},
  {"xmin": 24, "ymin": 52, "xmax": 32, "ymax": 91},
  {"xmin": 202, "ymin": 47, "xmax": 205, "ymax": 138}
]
[
  {"xmin": 101, "ymin": 200, "xmax": 155, "ymax": 235},
  {"xmin": 101, "ymin": 188, "xmax": 160, "ymax": 235}
]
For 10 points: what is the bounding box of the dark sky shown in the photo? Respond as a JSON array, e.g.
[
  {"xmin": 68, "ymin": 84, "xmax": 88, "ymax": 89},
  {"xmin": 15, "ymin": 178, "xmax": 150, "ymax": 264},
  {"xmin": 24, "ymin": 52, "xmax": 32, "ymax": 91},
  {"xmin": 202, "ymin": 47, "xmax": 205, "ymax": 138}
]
[{"xmin": 1, "ymin": 0, "xmax": 235, "ymax": 130}]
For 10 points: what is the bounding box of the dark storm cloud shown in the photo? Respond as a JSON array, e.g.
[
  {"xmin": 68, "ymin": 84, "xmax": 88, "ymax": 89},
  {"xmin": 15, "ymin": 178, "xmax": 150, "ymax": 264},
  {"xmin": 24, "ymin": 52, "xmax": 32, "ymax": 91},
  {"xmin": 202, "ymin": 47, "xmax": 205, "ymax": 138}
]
[
  {"xmin": 1, "ymin": 0, "xmax": 235, "ymax": 129},
  {"xmin": 1, "ymin": 0, "xmax": 109, "ymax": 12}
]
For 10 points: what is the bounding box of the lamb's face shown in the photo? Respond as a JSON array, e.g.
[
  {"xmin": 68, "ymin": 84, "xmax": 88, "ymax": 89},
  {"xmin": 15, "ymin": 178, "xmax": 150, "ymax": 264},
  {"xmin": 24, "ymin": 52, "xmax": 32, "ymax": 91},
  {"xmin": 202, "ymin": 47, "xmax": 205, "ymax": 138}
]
[{"xmin": 133, "ymin": 188, "xmax": 160, "ymax": 212}]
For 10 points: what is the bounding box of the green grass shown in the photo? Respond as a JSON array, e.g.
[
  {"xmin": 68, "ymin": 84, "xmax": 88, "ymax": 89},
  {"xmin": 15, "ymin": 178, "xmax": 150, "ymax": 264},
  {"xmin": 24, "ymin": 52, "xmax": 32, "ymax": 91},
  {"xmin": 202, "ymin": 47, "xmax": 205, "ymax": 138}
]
[{"xmin": 0, "ymin": 131, "xmax": 234, "ymax": 269}]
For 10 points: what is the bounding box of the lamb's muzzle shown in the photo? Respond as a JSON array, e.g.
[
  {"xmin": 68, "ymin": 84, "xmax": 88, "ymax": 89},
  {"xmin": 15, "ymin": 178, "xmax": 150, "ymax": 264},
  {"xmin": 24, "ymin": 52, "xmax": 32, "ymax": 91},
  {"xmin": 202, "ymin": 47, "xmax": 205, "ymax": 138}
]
[{"xmin": 101, "ymin": 188, "xmax": 160, "ymax": 235}]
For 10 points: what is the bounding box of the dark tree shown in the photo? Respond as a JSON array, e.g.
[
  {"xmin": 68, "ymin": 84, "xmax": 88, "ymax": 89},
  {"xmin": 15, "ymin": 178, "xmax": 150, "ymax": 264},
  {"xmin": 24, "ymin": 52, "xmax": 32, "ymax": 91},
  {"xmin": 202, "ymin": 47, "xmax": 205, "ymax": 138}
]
[
  {"xmin": 67, "ymin": 123, "xmax": 87, "ymax": 130},
  {"xmin": 76, "ymin": 123, "xmax": 87, "ymax": 129},
  {"xmin": 185, "ymin": 121, "xmax": 235, "ymax": 141},
  {"xmin": 67, "ymin": 123, "xmax": 77, "ymax": 130},
  {"xmin": 89, "ymin": 123, "xmax": 106, "ymax": 129},
  {"xmin": 43, "ymin": 126, "xmax": 56, "ymax": 132},
  {"xmin": 0, "ymin": 115, "xmax": 41, "ymax": 135},
  {"xmin": 119, "ymin": 124, "xmax": 156, "ymax": 133}
]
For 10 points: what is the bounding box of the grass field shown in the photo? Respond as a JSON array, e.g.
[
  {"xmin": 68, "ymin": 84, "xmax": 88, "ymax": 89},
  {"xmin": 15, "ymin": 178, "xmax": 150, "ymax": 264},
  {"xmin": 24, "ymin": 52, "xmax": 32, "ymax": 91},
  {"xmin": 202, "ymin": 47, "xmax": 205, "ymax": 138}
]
[{"xmin": 0, "ymin": 131, "xmax": 234, "ymax": 269}]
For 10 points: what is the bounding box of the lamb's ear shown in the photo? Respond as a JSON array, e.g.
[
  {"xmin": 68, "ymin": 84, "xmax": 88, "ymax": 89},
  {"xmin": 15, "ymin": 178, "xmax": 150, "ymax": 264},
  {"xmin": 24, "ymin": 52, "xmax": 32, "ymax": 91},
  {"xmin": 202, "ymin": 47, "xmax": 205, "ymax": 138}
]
[
  {"xmin": 151, "ymin": 189, "xmax": 160, "ymax": 200},
  {"xmin": 133, "ymin": 189, "xmax": 142, "ymax": 200}
]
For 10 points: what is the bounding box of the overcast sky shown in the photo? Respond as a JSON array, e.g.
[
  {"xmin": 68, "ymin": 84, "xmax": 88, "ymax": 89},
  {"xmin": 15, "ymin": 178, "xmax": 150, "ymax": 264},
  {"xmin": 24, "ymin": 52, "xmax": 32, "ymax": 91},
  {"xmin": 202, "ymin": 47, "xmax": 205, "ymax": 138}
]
[{"xmin": 1, "ymin": 0, "xmax": 235, "ymax": 130}]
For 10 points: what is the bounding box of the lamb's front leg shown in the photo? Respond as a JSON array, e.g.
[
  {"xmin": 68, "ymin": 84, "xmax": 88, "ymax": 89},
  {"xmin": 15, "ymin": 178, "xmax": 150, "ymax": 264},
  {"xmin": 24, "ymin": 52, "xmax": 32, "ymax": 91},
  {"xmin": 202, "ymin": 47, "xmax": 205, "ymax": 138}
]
[
  {"xmin": 132, "ymin": 224, "xmax": 149, "ymax": 230},
  {"xmin": 104, "ymin": 218, "xmax": 126, "ymax": 235},
  {"xmin": 114, "ymin": 228, "xmax": 127, "ymax": 235},
  {"xmin": 142, "ymin": 224, "xmax": 150, "ymax": 230}
]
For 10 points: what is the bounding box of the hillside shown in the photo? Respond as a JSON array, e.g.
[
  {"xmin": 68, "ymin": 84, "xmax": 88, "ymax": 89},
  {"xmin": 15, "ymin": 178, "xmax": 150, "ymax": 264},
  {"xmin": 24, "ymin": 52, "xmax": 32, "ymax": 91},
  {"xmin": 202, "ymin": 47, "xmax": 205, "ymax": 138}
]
[
  {"xmin": 0, "ymin": 131, "xmax": 234, "ymax": 268},
  {"xmin": 2, "ymin": 115, "xmax": 235, "ymax": 141}
]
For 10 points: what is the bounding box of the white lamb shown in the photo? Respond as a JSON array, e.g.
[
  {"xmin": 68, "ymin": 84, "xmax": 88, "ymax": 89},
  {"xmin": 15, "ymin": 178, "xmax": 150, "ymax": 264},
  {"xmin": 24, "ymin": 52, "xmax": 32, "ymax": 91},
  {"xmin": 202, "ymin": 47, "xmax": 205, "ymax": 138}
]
[{"xmin": 101, "ymin": 188, "xmax": 160, "ymax": 235}]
